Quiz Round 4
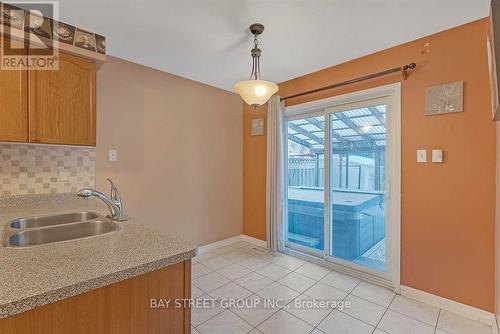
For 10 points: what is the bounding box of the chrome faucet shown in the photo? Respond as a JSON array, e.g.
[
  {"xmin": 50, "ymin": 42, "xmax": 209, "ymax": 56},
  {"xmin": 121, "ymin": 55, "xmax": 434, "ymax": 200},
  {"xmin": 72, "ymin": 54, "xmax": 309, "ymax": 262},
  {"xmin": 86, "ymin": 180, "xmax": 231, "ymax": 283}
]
[{"xmin": 77, "ymin": 178, "xmax": 127, "ymax": 221}]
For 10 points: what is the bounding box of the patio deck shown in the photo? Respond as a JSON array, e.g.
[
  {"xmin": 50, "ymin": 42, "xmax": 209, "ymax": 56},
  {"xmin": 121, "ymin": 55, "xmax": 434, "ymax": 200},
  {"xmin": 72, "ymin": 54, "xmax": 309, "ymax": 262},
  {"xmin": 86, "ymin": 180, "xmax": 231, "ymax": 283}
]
[{"xmin": 353, "ymin": 238, "xmax": 386, "ymax": 271}]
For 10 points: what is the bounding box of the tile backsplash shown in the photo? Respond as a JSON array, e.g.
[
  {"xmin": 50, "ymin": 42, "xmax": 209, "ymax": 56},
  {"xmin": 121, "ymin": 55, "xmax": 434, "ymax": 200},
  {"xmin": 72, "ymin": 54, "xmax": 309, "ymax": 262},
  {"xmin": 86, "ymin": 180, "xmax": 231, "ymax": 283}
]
[{"xmin": 0, "ymin": 144, "xmax": 95, "ymax": 197}]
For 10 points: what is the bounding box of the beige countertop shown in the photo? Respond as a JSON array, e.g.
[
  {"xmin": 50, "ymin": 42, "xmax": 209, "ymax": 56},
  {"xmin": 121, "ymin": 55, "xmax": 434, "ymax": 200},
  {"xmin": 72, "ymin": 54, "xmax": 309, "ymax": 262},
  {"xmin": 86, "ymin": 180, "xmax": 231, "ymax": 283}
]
[{"xmin": 0, "ymin": 194, "xmax": 197, "ymax": 319}]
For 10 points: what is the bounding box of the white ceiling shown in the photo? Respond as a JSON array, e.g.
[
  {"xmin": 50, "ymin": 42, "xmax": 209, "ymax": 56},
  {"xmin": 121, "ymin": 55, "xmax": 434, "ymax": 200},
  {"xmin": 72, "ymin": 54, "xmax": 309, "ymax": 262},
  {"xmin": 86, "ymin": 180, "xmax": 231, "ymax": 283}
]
[{"xmin": 57, "ymin": 0, "xmax": 491, "ymax": 91}]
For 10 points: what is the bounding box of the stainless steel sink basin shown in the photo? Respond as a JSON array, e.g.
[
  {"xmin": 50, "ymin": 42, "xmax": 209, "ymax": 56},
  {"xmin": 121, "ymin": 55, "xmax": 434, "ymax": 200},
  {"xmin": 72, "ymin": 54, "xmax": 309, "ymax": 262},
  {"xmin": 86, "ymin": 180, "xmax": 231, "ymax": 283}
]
[
  {"xmin": 3, "ymin": 211, "xmax": 120, "ymax": 248},
  {"xmin": 5, "ymin": 220, "xmax": 119, "ymax": 247},
  {"xmin": 10, "ymin": 211, "xmax": 100, "ymax": 228}
]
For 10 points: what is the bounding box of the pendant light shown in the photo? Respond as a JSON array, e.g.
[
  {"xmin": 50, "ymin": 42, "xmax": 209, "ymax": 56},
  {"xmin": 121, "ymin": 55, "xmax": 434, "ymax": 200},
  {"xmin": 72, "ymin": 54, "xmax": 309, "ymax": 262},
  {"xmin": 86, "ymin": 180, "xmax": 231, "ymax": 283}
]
[{"xmin": 234, "ymin": 23, "xmax": 278, "ymax": 107}]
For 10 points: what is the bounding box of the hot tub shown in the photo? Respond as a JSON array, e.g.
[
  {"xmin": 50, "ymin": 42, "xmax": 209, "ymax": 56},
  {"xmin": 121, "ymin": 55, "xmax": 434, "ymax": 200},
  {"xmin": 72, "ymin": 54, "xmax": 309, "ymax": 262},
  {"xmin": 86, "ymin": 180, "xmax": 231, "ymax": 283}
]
[{"xmin": 287, "ymin": 187, "xmax": 385, "ymax": 260}]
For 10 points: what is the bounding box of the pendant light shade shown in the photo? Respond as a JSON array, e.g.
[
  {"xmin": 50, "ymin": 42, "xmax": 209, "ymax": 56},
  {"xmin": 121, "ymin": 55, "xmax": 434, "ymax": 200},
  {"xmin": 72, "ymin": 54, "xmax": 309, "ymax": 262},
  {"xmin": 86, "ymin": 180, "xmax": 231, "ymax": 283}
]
[
  {"xmin": 234, "ymin": 23, "xmax": 278, "ymax": 107},
  {"xmin": 233, "ymin": 79, "xmax": 279, "ymax": 107}
]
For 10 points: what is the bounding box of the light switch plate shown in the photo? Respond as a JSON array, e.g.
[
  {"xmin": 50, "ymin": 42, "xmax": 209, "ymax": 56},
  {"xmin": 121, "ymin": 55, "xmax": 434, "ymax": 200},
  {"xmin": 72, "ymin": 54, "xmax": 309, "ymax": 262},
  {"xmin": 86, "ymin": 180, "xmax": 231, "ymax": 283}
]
[
  {"xmin": 416, "ymin": 149, "xmax": 427, "ymax": 163},
  {"xmin": 108, "ymin": 149, "xmax": 118, "ymax": 162},
  {"xmin": 432, "ymin": 149, "xmax": 443, "ymax": 163},
  {"xmin": 251, "ymin": 118, "xmax": 264, "ymax": 136}
]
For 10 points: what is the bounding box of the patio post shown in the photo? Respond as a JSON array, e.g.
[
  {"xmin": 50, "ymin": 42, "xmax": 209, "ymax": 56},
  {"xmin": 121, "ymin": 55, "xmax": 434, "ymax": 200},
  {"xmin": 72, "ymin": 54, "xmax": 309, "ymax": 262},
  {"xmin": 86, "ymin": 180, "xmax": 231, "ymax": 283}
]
[{"xmin": 314, "ymin": 152, "xmax": 320, "ymax": 187}]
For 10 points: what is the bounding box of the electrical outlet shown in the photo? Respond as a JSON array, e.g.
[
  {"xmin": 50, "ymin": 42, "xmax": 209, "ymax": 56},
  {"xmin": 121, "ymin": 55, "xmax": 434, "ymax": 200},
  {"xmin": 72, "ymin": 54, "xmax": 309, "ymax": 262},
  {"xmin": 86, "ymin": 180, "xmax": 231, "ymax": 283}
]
[
  {"xmin": 57, "ymin": 168, "xmax": 69, "ymax": 182},
  {"xmin": 108, "ymin": 149, "xmax": 118, "ymax": 162}
]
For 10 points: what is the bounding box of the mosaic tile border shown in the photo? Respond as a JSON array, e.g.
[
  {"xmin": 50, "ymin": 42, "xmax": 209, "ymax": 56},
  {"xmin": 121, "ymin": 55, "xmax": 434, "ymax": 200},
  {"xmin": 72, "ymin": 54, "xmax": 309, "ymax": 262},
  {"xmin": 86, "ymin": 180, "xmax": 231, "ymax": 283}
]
[{"xmin": 0, "ymin": 144, "xmax": 95, "ymax": 197}]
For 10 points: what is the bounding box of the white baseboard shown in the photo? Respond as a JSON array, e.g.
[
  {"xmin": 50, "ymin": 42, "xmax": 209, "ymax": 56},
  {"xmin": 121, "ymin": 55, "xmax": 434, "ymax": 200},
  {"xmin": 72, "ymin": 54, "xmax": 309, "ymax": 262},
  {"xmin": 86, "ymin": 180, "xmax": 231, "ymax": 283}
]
[
  {"xmin": 240, "ymin": 234, "xmax": 267, "ymax": 248},
  {"xmin": 197, "ymin": 235, "xmax": 243, "ymax": 254},
  {"xmin": 400, "ymin": 285, "xmax": 496, "ymax": 327},
  {"xmin": 197, "ymin": 234, "xmax": 267, "ymax": 254}
]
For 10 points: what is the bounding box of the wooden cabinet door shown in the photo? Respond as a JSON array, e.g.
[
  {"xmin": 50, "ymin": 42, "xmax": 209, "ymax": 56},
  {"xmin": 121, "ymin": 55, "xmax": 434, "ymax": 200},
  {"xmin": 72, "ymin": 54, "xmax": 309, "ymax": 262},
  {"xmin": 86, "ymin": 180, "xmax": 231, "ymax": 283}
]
[
  {"xmin": 0, "ymin": 37, "xmax": 28, "ymax": 142},
  {"xmin": 29, "ymin": 52, "xmax": 96, "ymax": 146},
  {"xmin": 0, "ymin": 261, "xmax": 192, "ymax": 334}
]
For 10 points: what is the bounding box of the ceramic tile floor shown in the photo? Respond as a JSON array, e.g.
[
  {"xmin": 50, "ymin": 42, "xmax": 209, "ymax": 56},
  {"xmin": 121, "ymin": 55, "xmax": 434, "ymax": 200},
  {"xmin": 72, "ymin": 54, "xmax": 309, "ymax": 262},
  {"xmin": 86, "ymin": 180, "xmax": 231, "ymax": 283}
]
[{"xmin": 191, "ymin": 241, "xmax": 494, "ymax": 334}]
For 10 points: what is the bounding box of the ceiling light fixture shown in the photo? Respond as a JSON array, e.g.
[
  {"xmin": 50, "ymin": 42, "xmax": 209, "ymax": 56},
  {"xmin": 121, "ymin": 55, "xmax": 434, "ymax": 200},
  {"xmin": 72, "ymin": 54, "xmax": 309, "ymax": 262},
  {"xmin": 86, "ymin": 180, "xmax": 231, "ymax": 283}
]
[{"xmin": 234, "ymin": 23, "xmax": 278, "ymax": 108}]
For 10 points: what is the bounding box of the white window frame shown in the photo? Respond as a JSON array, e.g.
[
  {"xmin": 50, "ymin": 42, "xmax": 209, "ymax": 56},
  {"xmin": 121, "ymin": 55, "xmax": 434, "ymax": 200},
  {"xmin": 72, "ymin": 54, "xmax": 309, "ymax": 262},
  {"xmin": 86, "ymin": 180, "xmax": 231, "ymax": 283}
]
[{"xmin": 283, "ymin": 83, "xmax": 401, "ymax": 291}]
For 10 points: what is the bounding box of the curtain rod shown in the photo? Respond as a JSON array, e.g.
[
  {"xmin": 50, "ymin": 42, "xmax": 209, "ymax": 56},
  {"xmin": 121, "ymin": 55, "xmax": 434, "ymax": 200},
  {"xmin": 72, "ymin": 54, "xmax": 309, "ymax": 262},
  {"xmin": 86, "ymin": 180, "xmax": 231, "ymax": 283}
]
[{"xmin": 280, "ymin": 63, "xmax": 416, "ymax": 102}]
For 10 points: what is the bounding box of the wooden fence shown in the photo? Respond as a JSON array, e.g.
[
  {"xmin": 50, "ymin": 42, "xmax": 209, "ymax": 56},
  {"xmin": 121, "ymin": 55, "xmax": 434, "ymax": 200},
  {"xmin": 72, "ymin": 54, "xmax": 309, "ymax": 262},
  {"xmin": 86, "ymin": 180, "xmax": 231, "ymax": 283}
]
[{"xmin": 288, "ymin": 157, "xmax": 324, "ymax": 187}]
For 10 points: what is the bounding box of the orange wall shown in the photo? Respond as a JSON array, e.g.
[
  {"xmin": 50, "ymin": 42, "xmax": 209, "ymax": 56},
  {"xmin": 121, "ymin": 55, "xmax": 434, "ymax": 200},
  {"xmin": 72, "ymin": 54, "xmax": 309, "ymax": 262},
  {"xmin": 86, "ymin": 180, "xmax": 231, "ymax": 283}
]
[{"xmin": 243, "ymin": 18, "xmax": 496, "ymax": 311}]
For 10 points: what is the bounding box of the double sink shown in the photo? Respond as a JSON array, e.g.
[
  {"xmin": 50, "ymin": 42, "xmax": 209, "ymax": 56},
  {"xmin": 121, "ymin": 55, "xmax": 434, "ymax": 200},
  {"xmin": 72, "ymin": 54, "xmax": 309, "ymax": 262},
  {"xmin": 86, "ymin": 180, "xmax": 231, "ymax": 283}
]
[{"xmin": 2, "ymin": 211, "xmax": 120, "ymax": 248}]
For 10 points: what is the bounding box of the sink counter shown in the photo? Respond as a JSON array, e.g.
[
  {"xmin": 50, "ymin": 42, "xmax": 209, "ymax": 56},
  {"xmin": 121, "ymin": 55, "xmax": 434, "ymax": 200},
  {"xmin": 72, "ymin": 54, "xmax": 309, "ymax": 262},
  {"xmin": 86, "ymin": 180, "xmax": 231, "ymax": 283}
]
[{"xmin": 0, "ymin": 194, "xmax": 197, "ymax": 319}]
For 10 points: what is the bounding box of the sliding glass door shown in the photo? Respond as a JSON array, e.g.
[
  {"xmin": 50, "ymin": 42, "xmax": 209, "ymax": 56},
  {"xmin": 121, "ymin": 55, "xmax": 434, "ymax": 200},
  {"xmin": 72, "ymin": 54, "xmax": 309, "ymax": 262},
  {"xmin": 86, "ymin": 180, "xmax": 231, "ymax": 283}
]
[
  {"xmin": 327, "ymin": 102, "xmax": 387, "ymax": 272},
  {"xmin": 284, "ymin": 89, "xmax": 399, "ymax": 283},
  {"xmin": 285, "ymin": 115, "xmax": 325, "ymax": 254}
]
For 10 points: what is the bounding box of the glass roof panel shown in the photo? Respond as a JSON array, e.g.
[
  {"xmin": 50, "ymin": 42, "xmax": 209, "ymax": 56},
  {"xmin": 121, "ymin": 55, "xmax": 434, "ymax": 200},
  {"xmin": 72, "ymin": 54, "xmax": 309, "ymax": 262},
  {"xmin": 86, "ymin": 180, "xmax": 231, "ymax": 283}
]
[
  {"xmin": 331, "ymin": 120, "xmax": 347, "ymax": 129},
  {"xmin": 294, "ymin": 134, "xmax": 309, "ymax": 140},
  {"xmin": 351, "ymin": 116, "xmax": 380, "ymax": 127},
  {"xmin": 287, "ymin": 106, "xmax": 387, "ymax": 148},
  {"xmin": 312, "ymin": 131, "xmax": 324, "ymax": 138},
  {"xmin": 342, "ymin": 108, "xmax": 371, "ymax": 117},
  {"xmin": 300, "ymin": 124, "xmax": 321, "ymax": 132},
  {"xmin": 290, "ymin": 119, "xmax": 308, "ymax": 125},
  {"xmin": 335, "ymin": 128, "xmax": 358, "ymax": 136},
  {"xmin": 367, "ymin": 125, "xmax": 386, "ymax": 134},
  {"xmin": 307, "ymin": 116, "xmax": 324, "ymax": 123}
]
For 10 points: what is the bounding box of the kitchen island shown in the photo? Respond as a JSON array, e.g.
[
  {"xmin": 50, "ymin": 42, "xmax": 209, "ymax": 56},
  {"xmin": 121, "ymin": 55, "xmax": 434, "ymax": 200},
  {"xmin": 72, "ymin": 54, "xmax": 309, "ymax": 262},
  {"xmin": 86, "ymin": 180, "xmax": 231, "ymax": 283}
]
[{"xmin": 0, "ymin": 194, "xmax": 196, "ymax": 333}]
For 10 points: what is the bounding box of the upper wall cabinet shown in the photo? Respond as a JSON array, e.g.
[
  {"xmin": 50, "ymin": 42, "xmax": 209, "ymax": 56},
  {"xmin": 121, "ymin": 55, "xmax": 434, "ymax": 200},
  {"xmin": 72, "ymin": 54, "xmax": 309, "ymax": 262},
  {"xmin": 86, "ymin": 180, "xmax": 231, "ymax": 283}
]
[
  {"xmin": 29, "ymin": 52, "xmax": 96, "ymax": 146},
  {"xmin": 0, "ymin": 38, "xmax": 28, "ymax": 142},
  {"xmin": 0, "ymin": 41, "xmax": 97, "ymax": 146}
]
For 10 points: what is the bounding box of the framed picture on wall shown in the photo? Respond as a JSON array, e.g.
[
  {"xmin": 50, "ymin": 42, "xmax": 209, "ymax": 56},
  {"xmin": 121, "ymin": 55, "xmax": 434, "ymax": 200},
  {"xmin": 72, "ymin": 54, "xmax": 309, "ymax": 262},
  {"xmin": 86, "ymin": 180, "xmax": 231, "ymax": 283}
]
[{"xmin": 425, "ymin": 81, "xmax": 463, "ymax": 116}]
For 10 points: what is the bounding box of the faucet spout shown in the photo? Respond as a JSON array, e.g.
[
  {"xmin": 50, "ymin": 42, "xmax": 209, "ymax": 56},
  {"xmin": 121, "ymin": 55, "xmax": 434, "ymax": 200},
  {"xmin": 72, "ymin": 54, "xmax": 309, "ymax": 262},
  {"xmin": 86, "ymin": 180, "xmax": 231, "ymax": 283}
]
[
  {"xmin": 77, "ymin": 187, "xmax": 126, "ymax": 221},
  {"xmin": 77, "ymin": 188, "xmax": 95, "ymax": 198}
]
